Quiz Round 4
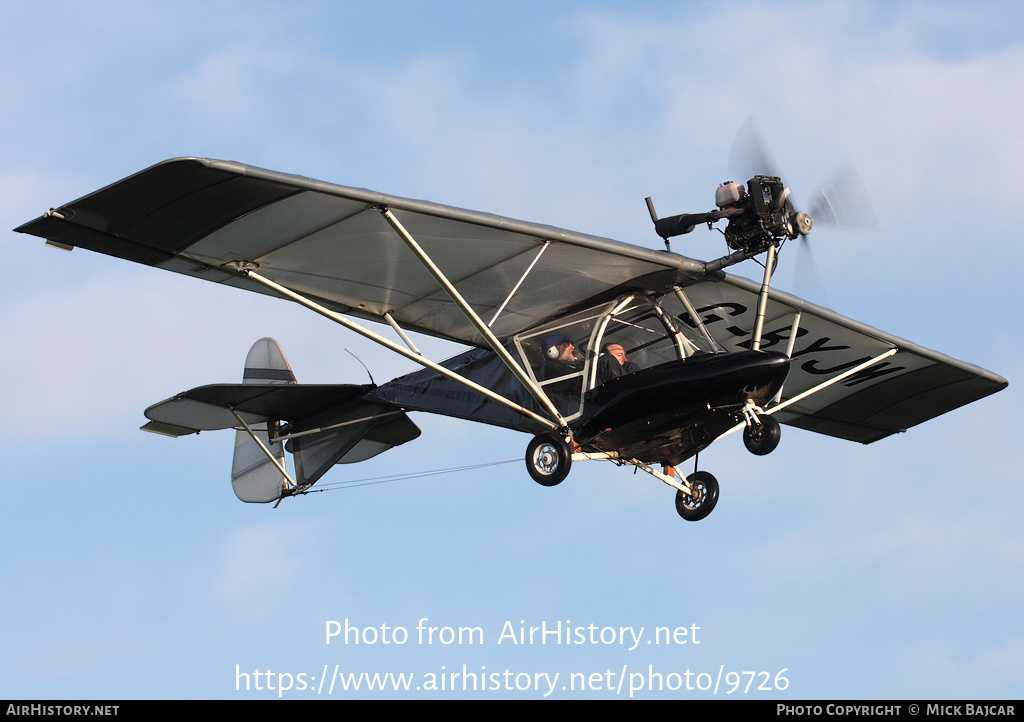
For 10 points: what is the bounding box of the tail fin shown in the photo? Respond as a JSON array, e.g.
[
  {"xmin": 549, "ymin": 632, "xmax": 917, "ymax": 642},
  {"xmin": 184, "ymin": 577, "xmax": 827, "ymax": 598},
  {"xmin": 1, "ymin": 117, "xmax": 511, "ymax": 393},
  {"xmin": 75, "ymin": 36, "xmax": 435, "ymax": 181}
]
[{"xmin": 231, "ymin": 338, "xmax": 295, "ymax": 503}]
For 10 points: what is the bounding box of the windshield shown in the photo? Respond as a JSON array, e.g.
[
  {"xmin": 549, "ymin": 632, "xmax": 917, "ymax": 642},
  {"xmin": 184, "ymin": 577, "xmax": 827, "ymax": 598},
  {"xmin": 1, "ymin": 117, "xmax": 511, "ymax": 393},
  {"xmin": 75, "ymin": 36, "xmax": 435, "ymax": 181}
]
[{"xmin": 594, "ymin": 301, "xmax": 680, "ymax": 379}]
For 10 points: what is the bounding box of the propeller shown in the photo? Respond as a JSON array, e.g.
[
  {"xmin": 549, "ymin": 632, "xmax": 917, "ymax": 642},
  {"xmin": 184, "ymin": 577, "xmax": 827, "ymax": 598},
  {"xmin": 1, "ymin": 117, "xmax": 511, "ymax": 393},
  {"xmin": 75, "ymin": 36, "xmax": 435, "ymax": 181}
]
[
  {"xmin": 726, "ymin": 118, "xmax": 877, "ymax": 300},
  {"xmin": 728, "ymin": 117, "xmax": 877, "ymax": 231},
  {"xmin": 728, "ymin": 117, "xmax": 782, "ymax": 181},
  {"xmin": 805, "ymin": 162, "xmax": 877, "ymax": 230}
]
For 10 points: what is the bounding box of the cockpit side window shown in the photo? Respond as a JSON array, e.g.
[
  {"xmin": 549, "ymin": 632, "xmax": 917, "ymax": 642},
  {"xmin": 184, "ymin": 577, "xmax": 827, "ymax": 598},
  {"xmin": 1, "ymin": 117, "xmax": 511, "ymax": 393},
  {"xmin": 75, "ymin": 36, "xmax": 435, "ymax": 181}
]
[
  {"xmin": 513, "ymin": 292, "xmax": 721, "ymax": 419},
  {"xmin": 514, "ymin": 308, "xmax": 606, "ymax": 421}
]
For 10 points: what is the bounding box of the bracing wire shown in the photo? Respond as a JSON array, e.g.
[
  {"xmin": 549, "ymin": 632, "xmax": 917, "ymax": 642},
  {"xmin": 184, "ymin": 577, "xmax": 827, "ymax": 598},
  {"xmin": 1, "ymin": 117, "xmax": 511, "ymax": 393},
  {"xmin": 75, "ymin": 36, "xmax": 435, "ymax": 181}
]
[{"xmin": 296, "ymin": 458, "xmax": 521, "ymax": 495}]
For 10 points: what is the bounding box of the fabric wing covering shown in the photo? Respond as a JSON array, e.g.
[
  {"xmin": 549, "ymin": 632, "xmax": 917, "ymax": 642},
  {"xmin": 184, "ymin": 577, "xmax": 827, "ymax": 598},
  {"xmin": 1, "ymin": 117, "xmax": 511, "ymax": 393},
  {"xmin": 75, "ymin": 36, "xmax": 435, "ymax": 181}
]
[
  {"xmin": 16, "ymin": 157, "xmax": 1007, "ymax": 445},
  {"xmin": 16, "ymin": 157, "xmax": 693, "ymax": 346},
  {"xmin": 678, "ymin": 277, "xmax": 1007, "ymax": 443}
]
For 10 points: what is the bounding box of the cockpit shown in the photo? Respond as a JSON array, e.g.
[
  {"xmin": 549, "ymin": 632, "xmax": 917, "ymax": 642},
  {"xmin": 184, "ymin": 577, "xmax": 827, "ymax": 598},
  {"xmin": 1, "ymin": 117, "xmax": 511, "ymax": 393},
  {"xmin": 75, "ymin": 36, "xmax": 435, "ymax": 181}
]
[{"xmin": 512, "ymin": 292, "xmax": 721, "ymax": 421}]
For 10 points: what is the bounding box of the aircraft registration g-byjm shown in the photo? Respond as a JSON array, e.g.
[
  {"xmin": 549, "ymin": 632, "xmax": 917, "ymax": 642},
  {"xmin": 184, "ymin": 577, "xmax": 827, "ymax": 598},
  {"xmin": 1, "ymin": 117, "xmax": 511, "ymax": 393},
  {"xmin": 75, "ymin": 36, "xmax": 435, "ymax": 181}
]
[{"xmin": 16, "ymin": 157, "xmax": 1007, "ymax": 520}]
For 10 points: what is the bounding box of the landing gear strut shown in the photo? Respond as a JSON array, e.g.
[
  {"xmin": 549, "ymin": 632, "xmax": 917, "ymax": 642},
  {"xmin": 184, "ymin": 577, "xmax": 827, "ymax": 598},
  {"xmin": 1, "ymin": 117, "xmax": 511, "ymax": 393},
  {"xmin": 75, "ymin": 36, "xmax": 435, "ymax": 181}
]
[
  {"xmin": 624, "ymin": 459, "xmax": 721, "ymax": 522},
  {"xmin": 525, "ymin": 434, "xmax": 723, "ymax": 521}
]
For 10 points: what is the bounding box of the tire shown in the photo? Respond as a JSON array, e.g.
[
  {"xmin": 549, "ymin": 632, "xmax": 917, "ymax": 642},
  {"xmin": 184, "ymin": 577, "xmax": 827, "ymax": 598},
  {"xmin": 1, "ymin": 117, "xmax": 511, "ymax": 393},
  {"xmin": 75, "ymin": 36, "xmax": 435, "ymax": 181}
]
[
  {"xmin": 743, "ymin": 414, "xmax": 781, "ymax": 456},
  {"xmin": 525, "ymin": 433, "xmax": 572, "ymax": 486},
  {"xmin": 675, "ymin": 470, "xmax": 719, "ymax": 521}
]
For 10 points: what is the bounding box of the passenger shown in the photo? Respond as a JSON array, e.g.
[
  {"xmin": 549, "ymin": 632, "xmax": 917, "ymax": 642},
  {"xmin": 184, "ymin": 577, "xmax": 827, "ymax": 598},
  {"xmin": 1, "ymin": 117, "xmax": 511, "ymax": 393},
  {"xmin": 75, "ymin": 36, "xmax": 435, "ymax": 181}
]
[{"xmin": 597, "ymin": 342, "xmax": 639, "ymax": 384}]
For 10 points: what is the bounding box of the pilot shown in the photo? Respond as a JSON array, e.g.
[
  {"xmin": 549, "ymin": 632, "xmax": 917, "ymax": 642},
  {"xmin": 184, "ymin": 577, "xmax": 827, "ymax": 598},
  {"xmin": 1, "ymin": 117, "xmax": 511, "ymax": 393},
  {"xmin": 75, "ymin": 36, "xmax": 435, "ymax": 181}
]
[
  {"xmin": 542, "ymin": 334, "xmax": 576, "ymax": 375},
  {"xmin": 597, "ymin": 342, "xmax": 639, "ymax": 384},
  {"xmin": 541, "ymin": 333, "xmax": 580, "ymax": 414}
]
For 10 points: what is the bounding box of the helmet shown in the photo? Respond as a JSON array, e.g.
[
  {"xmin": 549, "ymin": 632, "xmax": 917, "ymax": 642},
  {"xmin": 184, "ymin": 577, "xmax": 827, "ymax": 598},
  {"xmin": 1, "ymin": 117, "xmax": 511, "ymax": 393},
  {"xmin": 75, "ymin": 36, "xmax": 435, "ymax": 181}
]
[{"xmin": 543, "ymin": 333, "xmax": 571, "ymax": 360}]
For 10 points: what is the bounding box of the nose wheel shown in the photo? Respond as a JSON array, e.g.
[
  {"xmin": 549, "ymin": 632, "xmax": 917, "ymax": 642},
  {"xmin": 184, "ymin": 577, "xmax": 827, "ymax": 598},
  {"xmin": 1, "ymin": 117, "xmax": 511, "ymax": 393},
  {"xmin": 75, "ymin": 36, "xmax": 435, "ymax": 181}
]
[
  {"xmin": 674, "ymin": 470, "xmax": 720, "ymax": 521},
  {"xmin": 743, "ymin": 414, "xmax": 781, "ymax": 455}
]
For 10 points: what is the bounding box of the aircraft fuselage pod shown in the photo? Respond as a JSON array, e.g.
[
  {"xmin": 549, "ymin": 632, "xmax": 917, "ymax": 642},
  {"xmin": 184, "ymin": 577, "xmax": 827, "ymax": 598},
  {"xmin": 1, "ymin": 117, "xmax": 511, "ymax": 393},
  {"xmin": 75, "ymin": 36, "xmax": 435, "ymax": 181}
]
[{"xmin": 577, "ymin": 349, "xmax": 790, "ymax": 466}]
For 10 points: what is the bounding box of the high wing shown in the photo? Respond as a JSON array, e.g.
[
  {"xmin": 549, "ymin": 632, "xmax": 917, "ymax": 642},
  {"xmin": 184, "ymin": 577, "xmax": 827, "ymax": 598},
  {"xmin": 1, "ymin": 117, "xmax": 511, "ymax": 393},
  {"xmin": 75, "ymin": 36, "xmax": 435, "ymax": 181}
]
[
  {"xmin": 15, "ymin": 157, "xmax": 700, "ymax": 346},
  {"xmin": 681, "ymin": 276, "xmax": 1007, "ymax": 443},
  {"xmin": 15, "ymin": 157, "xmax": 1006, "ymax": 443}
]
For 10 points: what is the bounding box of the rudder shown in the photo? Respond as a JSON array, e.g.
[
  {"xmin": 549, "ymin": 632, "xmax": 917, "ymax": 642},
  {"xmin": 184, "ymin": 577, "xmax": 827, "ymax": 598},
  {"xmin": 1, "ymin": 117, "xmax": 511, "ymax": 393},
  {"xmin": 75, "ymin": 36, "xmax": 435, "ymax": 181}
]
[{"xmin": 231, "ymin": 338, "xmax": 295, "ymax": 503}]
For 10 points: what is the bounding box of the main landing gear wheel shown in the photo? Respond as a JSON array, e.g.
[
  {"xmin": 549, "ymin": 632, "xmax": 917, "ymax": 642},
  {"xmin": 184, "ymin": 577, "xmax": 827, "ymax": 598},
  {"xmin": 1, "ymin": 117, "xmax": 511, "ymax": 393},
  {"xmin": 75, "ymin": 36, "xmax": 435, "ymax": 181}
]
[
  {"xmin": 743, "ymin": 414, "xmax": 781, "ymax": 456},
  {"xmin": 525, "ymin": 433, "xmax": 572, "ymax": 486},
  {"xmin": 675, "ymin": 471, "xmax": 719, "ymax": 521}
]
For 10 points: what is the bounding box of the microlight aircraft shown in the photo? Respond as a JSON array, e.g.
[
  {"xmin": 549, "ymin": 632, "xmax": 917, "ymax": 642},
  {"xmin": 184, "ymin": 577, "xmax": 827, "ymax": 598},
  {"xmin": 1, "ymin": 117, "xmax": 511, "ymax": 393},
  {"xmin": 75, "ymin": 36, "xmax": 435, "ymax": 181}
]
[{"xmin": 16, "ymin": 156, "xmax": 1007, "ymax": 520}]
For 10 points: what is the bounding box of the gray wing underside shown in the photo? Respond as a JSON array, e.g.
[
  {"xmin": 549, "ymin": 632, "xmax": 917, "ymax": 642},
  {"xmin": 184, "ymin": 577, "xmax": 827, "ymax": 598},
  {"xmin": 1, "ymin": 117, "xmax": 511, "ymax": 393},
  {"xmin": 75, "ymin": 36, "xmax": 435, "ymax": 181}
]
[
  {"xmin": 15, "ymin": 157, "xmax": 697, "ymax": 347},
  {"xmin": 680, "ymin": 277, "xmax": 1007, "ymax": 443}
]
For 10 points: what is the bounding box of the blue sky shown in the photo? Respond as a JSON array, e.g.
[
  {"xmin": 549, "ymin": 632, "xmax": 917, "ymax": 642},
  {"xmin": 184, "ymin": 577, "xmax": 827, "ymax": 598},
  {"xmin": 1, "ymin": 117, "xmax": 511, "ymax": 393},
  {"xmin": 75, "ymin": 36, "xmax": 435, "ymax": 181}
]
[{"xmin": 2, "ymin": 0, "xmax": 1021, "ymax": 700}]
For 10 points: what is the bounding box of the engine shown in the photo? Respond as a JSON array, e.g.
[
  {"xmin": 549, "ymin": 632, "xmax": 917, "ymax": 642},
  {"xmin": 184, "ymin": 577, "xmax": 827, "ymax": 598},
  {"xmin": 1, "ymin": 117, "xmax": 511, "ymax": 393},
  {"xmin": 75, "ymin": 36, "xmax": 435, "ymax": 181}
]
[{"xmin": 650, "ymin": 175, "xmax": 812, "ymax": 256}]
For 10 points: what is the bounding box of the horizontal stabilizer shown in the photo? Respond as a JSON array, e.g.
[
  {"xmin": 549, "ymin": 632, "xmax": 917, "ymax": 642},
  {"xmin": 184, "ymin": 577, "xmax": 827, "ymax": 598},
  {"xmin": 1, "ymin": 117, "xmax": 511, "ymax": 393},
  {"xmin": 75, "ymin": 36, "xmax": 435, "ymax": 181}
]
[
  {"xmin": 140, "ymin": 420, "xmax": 199, "ymax": 438},
  {"xmin": 142, "ymin": 379, "xmax": 420, "ymax": 501},
  {"xmin": 142, "ymin": 384, "xmax": 373, "ymax": 435}
]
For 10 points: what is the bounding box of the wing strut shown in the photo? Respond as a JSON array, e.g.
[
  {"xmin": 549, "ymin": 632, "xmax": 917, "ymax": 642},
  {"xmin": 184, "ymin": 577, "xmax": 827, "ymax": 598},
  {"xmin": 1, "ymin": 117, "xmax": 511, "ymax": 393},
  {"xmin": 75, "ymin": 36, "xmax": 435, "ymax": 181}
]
[
  {"xmin": 241, "ymin": 269, "xmax": 560, "ymax": 431},
  {"xmin": 488, "ymin": 240, "xmax": 550, "ymax": 328},
  {"xmin": 379, "ymin": 208, "xmax": 567, "ymax": 427},
  {"xmin": 384, "ymin": 312, "xmax": 422, "ymax": 356},
  {"xmin": 715, "ymin": 348, "xmax": 899, "ymax": 442},
  {"xmin": 672, "ymin": 285, "xmax": 723, "ymax": 351},
  {"xmin": 769, "ymin": 347, "xmax": 898, "ymax": 417},
  {"xmin": 772, "ymin": 310, "xmax": 802, "ymax": 404}
]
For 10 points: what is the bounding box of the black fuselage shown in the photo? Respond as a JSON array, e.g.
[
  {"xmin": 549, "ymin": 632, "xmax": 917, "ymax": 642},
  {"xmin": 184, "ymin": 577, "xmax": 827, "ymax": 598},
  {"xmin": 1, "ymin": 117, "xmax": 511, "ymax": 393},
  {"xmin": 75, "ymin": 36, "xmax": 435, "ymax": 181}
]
[{"xmin": 574, "ymin": 350, "xmax": 791, "ymax": 466}]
